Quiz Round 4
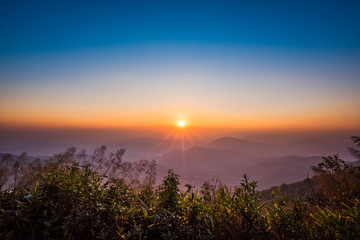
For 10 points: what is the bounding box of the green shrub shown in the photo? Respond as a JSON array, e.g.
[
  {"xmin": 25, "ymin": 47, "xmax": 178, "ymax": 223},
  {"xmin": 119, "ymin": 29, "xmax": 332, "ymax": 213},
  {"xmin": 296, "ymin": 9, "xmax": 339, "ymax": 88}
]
[{"xmin": 1, "ymin": 137, "xmax": 360, "ymax": 239}]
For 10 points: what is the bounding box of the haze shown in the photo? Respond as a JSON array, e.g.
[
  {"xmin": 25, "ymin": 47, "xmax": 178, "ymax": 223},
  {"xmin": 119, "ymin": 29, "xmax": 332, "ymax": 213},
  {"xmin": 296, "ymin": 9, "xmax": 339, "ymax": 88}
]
[{"xmin": 1, "ymin": 1, "xmax": 360, "ymax": 189}]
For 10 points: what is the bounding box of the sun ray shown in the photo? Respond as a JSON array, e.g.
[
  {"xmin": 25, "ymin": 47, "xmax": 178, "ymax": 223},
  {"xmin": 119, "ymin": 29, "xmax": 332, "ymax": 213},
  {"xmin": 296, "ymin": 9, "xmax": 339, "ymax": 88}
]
[
  {"xmin": 127, "ymin": 128, "xmax": 177, "ymax": 161},
  {"xmin": 170, "ymin": 131, "xmax": 180, "ymax": 150},
  {"xmin": 184, "ymin": 130, "xmax": 195, "ymax": 147},
  {"xmin": 148, "ymin": 128, "xmax": 177, "ymax": 151},
  {"xmin": 187, "ymin": 128, "xmax": 218, "ymax": 148},
  {"xmin": 180, "ymin": 130, "xmax": 186, "ymax": 173}
]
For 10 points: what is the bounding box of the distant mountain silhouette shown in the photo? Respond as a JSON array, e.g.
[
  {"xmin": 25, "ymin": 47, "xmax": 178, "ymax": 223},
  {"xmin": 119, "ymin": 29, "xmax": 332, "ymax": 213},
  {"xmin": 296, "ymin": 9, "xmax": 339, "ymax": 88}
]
[
  {"xmin": 157, "ymin": 145, "xmax": 324, "ymax": 189},
  {"xmin": 159, "ymin": 145, "xmax": 247, "ymax": 170},
  {"xmin": 108, "ymin": 138, "xmax": 193, "ymax": 162},
  {"xmin": 243, "ymin": 156, "xmax": 323, "ymax": 189},
  {"xmin": 211, "ymin": 136, "xmax": 352, "ymax": 159},
  {"xmin": 1, "ymin": 134, "xmax": 353, "ymax": 190},
  {"xmin": 282, "ymin": 138, "xmax": 351, "ymax": 158},
  {"xmin": 211, "ymin": 136, "xmax": 280, "ymax": 157},
  {"xmin": 0, "ymin": 142, "xmax": 70, "ymax": 156}
]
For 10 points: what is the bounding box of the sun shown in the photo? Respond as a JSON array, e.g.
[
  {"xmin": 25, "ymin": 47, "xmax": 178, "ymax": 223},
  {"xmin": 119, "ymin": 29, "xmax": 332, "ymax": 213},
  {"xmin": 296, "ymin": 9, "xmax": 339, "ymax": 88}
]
[{"xmin": 177, "ymin": 120, "xmax": 186, "ymax": 128}]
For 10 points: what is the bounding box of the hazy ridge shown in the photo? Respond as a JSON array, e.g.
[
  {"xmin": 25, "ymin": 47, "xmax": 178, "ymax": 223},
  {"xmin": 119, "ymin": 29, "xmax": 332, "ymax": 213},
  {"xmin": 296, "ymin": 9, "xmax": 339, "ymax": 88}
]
[{"xmin": 1, "ymin": 133, "xmax": 354, "ymax": 190}]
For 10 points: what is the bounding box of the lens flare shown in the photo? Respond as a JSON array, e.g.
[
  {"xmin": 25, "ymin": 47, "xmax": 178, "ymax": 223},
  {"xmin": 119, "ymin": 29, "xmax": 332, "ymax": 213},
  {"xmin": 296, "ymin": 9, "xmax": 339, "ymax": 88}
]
[{"xmin": 177, "ymin": 120, "xmax": 186, "ymax": 128}]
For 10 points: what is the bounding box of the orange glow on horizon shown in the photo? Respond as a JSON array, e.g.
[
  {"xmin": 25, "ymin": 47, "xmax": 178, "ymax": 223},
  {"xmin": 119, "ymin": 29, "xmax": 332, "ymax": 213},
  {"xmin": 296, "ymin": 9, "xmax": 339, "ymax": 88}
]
[
  {"xmin": 0, "ymin": 104, "xmax": 360, "ymax": 130},
  {"xmin": 1, "ymin": 113, "xmax": 360, "ymax": 131}
]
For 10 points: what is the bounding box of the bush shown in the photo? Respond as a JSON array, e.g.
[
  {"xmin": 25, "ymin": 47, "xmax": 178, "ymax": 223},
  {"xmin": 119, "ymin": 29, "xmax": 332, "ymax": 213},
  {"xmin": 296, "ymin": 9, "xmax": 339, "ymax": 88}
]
[{"xmin": 1, "ymin": 137, "xmax": 360, "ymax": 239}]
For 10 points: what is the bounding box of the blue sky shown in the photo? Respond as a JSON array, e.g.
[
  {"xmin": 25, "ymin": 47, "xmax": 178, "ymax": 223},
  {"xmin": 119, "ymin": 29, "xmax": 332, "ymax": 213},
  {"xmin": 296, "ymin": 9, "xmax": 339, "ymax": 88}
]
[
  {"xmin": 0, "ymin": 0, "xmax": 360, "ymax": 129},
  {"xmin": 1, "ymin": 0, "xmax": 360, "ymax": 54}
]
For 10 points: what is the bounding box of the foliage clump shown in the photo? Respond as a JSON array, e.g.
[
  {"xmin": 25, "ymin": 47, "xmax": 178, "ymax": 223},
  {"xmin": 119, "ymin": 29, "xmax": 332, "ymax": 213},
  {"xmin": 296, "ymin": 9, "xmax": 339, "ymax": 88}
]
[{"xmin": 0, "ymin": 136, "xmax": 360, "ymax": 239}]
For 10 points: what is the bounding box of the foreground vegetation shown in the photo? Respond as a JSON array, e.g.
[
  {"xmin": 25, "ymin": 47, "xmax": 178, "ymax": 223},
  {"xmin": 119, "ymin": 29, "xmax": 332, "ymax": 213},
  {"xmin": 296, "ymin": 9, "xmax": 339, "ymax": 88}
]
[{"xmin": 1, "ymin": 137, "xmax": 360, "ymax": 239}]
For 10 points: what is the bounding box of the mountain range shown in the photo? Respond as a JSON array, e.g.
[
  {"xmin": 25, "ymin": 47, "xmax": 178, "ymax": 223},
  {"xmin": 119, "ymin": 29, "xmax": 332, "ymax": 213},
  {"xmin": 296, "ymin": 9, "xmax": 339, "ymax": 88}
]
[{"xmin": 0, "ymin": 135, "xmax": 354, "ymax": 190}]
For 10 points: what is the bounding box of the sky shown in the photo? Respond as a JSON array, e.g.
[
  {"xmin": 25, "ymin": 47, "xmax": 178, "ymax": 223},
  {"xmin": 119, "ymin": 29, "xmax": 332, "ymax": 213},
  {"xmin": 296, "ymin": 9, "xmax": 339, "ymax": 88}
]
[{"xmin": 1, "ymin": 0, "xmax": 360, "ymax": 130}]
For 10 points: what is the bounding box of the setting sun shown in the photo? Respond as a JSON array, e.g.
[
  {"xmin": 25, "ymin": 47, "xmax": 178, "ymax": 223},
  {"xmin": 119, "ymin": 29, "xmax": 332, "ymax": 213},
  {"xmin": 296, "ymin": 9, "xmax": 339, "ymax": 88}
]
[{"xmin": 177, "ymin": 120, "xmax": 186, "ymax": 128}]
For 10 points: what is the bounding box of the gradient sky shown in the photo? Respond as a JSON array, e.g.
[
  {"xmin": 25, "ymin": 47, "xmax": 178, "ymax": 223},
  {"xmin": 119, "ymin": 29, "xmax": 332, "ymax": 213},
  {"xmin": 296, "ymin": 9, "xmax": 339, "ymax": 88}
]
[{"xmin": 1, "ymin": 0, "xmax": 360, "ymax": 130}]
